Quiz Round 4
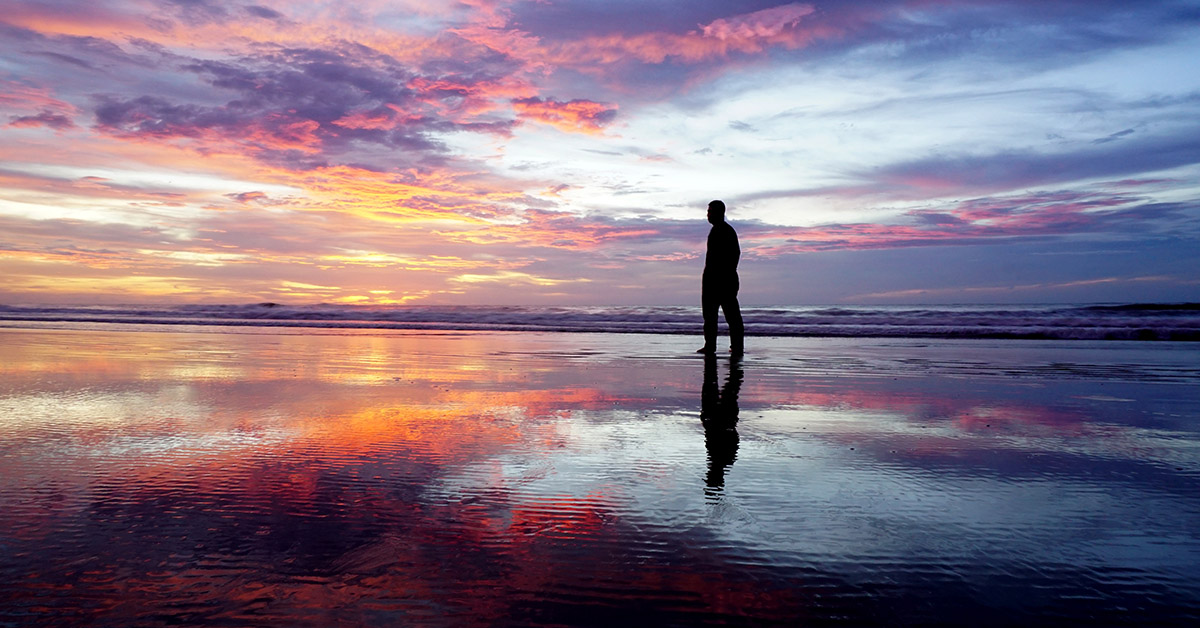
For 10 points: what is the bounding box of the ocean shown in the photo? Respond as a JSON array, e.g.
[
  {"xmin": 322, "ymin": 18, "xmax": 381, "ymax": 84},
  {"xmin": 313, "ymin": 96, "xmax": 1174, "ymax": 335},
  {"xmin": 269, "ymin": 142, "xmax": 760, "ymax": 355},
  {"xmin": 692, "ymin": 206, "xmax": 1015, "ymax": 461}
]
[{"xmin": 1, "ymin": 302, "xmax": 1198, "ymax": 340}]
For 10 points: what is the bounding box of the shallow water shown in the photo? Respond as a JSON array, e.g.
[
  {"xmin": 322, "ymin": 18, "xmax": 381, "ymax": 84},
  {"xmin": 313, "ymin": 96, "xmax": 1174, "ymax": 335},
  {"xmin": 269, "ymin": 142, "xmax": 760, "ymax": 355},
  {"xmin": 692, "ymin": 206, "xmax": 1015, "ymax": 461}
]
[{"xmin": 1, "ymin": 326, "xmax": 1198, "ymax": 626}]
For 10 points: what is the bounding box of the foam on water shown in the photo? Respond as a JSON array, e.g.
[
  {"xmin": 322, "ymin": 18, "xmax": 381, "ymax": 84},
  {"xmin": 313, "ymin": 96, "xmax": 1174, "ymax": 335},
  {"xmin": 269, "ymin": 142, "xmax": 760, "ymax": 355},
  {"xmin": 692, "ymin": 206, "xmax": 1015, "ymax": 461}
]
[{"xmin": 1, "ymin": 302, "xmax": 1198, "ymax": 340}]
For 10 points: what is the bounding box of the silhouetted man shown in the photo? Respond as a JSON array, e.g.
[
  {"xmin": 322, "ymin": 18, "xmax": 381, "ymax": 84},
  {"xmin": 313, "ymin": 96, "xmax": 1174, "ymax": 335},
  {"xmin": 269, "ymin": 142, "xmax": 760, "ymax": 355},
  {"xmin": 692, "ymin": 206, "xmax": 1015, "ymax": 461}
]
[{"xmin": 698, "ymin": 199, "xmax": 744, "ymax": 355}]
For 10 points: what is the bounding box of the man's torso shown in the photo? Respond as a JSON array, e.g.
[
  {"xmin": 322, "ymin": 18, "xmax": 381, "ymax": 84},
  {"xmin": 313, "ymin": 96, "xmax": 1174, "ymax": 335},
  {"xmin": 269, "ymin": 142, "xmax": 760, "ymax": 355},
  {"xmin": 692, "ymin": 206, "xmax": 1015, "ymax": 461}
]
[{"xmin": 704, "ymin": 222, "xmax": 739, "ymax": 277}]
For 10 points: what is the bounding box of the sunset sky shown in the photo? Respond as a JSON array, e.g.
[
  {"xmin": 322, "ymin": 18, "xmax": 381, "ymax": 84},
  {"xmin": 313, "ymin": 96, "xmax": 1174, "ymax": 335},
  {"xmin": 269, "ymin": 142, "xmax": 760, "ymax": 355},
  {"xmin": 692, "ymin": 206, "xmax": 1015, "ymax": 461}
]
[{"xmin": 2, "ymin": 0, "xmax": 1199, "ymax": 306}]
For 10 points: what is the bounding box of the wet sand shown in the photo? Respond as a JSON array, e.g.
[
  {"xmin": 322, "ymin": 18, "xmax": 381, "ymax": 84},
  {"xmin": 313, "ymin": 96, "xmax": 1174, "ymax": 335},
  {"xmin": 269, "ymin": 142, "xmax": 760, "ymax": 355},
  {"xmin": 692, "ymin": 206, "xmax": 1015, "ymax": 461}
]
[{"xmin": 1, "ymin": 325, "xmax": 1198, "ymax": 625}]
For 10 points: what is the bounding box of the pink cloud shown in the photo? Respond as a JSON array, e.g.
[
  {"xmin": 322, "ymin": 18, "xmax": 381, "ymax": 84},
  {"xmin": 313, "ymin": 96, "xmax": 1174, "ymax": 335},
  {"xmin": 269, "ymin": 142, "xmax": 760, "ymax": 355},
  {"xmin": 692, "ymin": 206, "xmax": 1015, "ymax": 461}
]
[
  {"xmin": 1, "ymin": 81, "xmax": 78, "ymax": 131},
  {"xmin": 406, "ymin": 75, "xmax": 530, "ymax": 123},
  {"xmin": 544, "ymin": 3, "xmax": 831, "ymax": 66},
  {"xmin": 512, "ymin": 97, "xmax": 617, "ymax": 134},
  {"xmin": 331, "ymin": 106, "xmax": 402, "ymax": 131},
  {"xmin": 246, "ymin": 115, "xmax": 322, "ymax": 154},
  {"xmin": 0, "ymin": 2, "xmax": 154, "ymax": 39},
  {"xmin": 747, "ymin": 191, "xmax": 1177, "ymax": 254},
  {"xmin": 0, "ymin": 169, "xmax": 193, "ymax": 203},
  {"xmin": 700, "ymin": 3, "xmax": 816, "ymax": 41},
  {"xmin": 0, "ymin": 82, "xmax": 75, "ymax": 111}
]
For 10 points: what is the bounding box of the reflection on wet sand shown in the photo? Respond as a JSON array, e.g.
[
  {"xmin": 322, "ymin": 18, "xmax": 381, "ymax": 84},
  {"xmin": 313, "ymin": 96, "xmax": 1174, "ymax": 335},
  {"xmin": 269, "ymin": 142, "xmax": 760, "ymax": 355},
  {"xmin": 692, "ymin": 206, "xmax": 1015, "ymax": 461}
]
[
  {"xmin": 701, "ymin": 354, "xmax": 742, "ymax": 499},
  {"xmin": 1, "ymin": 327, "xmax": 1198, "ymax": 625}
]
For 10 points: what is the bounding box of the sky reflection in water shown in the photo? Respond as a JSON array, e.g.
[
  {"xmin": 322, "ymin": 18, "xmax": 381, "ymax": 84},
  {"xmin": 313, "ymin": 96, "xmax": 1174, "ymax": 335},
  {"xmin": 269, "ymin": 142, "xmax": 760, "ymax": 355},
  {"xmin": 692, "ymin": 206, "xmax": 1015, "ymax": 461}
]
[{"xmin": 1, "ymin": 327, "xmax": 1198, "ymax": 625}]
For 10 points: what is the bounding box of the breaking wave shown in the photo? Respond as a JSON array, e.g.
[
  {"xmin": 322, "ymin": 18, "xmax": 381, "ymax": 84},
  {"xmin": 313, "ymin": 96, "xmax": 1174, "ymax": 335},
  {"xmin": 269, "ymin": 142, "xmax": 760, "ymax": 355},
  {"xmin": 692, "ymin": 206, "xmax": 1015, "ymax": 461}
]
[{"xmin": 1, "ymin": 302, "xmax": 1197, "ymax": 340}]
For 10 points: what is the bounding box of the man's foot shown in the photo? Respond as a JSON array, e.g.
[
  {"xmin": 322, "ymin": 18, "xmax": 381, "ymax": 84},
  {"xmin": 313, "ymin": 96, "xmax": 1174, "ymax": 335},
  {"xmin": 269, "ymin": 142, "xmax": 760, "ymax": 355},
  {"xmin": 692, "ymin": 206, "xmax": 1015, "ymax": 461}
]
[{"xmin": 696, "ymin": 346, "xmax": 716, "ymax": 354}]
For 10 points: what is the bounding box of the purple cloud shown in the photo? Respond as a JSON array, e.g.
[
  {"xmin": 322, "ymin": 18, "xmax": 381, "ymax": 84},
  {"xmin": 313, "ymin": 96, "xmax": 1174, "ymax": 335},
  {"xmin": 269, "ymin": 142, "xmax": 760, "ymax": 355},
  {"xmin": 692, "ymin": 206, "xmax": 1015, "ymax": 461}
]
[
  {"xmin": 245, "ymin": 5, "xmax": 283, "ymax": 20},
  {"xmin": 86, "ymin": 44, "xmax": 528, "ymax": 170},
  {"xmin": 874, "ymin": 131, "xmax": 1200, "ymax": 195},
  {"xmin": 7, "ymin": 110, "xmax": 75, "ymax": 130}
]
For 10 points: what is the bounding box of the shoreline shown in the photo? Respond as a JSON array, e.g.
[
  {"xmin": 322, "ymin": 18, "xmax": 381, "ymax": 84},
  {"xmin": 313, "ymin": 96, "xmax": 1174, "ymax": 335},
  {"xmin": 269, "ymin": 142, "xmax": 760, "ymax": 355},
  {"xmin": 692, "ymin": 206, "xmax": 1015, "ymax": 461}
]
[
  {"xmin": 2, "ymin": 301, "xmax": 1198, "ymax": 342},
  {"xmin": 3, "ymin": 322, "xmax": 1198, "ymax": 386},
  {"xmin": 2, "ymin": 315, "xmax": 1198, "ymax": 342}
]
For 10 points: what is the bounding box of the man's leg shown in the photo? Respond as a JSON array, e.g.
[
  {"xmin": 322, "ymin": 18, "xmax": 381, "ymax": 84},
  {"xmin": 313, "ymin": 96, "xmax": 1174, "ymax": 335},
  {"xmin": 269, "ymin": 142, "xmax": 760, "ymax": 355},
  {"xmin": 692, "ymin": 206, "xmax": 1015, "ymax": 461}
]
[
  {"xmin": 699, "ymin": 288, "xmax": 718, "ymax": 353},
  {"xmin": 723, "ymin": 296, "xmax": 744, "ymax": 354}
]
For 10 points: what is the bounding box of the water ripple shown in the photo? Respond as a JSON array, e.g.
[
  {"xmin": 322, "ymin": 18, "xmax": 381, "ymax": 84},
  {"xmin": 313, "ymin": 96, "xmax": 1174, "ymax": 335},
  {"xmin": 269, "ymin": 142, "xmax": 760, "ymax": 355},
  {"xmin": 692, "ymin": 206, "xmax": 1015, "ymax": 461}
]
[{"xmin": 1, "ymin": 328, "xmax": 1198, "ymax": 625}]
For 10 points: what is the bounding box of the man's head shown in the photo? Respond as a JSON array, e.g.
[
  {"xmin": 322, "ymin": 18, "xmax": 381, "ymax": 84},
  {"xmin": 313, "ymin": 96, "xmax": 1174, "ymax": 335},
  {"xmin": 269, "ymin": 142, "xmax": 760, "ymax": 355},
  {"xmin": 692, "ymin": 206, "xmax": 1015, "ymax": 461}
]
[{"xmin": 707, "ymin": 199, "xmax": 726, "ymax": 225}]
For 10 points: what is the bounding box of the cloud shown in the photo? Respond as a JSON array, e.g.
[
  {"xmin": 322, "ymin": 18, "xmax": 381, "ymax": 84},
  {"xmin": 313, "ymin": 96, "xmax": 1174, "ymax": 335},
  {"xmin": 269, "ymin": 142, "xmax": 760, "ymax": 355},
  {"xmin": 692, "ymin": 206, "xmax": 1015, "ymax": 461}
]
[
  {"xmin": 449, "ymin": 270, "xmax": 587, "ymax": 287},
  {"xmin": 700, "ymin": 3, "xmax": 815, "ymax": 42},
  {"xmin": 1, "ymin": 0, "xmax": 1198, "ymax": 305},
  {"xmin": 245, "ymin": 5, "xmax": 283, "ymax": 21},
  {"xmin": 85, "ymin": 44, "xmax": 529, "ymax": 170},
  {"xmin": 0, "ymin": 167, "xmax": 195, "ymax": 203},
  {"xmin": 226, "ymin": 191, "xmax": 268, "ymax": 204},
  {"xmin": 1092, "ymin": 128, "xmax": 1135, "ymax": 144},
  {"xmin": 6, "ymin": 110, "xmax": 75, "ymax": 130},
  {"xmin": 30, "ymin": 50, "xmax": 94, "ymax": 69},
  {"xmin": 511, "ymin": 97, "xmax": 617, "ymax": 134},
  {"xmin": 0, "ymin": 80, "xmax": 78, "ymax": 120},
  {"xmin": 161, "ymin": 0, "xmax": 229, "ymax": 26},
  {"xmin": 545, "ymin": 3, "xmax": 826, "ymax": 66},
  {"xmin": 749, "ymin": 191, "xmax": 1193, "ymax": 254},
  {"xmin": 440, "ymin": 208, "xmax": 696, "ymax": 250},
  {"xmin": 871, "ymin": 131, "xmax": 1200, "ymax": 196},
  {"xmin": 851, "ymin": 275, "xmax": 1178, "ymax": 302}
]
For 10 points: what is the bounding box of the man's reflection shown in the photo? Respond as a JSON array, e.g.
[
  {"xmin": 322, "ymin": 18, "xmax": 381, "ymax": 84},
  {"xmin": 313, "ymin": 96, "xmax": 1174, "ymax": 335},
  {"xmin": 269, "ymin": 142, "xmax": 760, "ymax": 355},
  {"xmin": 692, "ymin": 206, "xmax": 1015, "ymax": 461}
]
[{"xmin": 702, "ymin": 354, "xmax": 743, "ymax": 499}]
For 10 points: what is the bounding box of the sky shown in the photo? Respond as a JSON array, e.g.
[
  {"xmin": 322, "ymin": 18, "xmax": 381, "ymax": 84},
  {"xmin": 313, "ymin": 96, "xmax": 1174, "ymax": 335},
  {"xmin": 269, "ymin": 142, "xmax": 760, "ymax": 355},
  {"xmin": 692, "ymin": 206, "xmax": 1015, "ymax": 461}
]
[{"xmin": 2, "ymin": 0, "xmax": 1199, "ymax": 306}]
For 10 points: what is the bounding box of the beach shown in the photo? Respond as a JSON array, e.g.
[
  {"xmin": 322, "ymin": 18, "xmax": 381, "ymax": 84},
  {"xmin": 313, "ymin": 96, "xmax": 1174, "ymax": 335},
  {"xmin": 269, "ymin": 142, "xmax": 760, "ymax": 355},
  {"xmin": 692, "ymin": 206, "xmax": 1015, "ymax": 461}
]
[{"xmin": 1, "ymin": 324, "xmax": 1198, "ymax": 625}]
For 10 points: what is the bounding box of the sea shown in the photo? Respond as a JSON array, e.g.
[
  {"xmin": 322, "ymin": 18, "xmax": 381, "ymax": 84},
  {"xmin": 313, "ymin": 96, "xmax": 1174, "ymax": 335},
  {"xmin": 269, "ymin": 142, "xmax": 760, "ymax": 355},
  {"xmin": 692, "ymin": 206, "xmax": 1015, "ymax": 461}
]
[{"xmin": 1, "ymin": 301, "xmax": 1197, "ymax": 340}]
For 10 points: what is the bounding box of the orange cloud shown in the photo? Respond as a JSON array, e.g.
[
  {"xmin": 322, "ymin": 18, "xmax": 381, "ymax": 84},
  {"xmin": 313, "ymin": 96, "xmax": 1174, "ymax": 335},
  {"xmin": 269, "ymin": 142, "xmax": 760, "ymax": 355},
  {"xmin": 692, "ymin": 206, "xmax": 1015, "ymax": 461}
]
[
  {"xmin": 441, "ymin": 209, "xmax": 662, "ymax": 250},
  {"xmin": 331, "ymin": 107, "xmax": 401, "ymax": 131},
  {"xmin": 511, "ymin": 97, "xmax": 617, "ymax": 134},
  {"xmin": 0, "ymin": 4, "xmax": 155, "ymax": 39},
  {"xmin": 246, "ymin": 116, "xmax": 322, "ymax": 154}
]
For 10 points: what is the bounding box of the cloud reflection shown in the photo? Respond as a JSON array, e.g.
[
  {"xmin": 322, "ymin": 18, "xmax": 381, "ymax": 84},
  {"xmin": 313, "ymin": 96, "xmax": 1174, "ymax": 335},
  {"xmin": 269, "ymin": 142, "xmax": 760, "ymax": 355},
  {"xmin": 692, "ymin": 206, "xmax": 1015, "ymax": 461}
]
[{"xmin": 2, "ymin": 329, "xmax": 1198, "ymax": 623}]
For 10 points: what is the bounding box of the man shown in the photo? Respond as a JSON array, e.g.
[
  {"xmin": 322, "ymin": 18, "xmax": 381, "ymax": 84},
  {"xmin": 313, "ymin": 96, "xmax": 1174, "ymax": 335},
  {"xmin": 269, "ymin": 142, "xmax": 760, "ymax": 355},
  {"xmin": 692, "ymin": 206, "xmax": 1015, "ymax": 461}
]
[{"xmin": 698, "ymin": 199, "xmax": 744, "ymax": 355}]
